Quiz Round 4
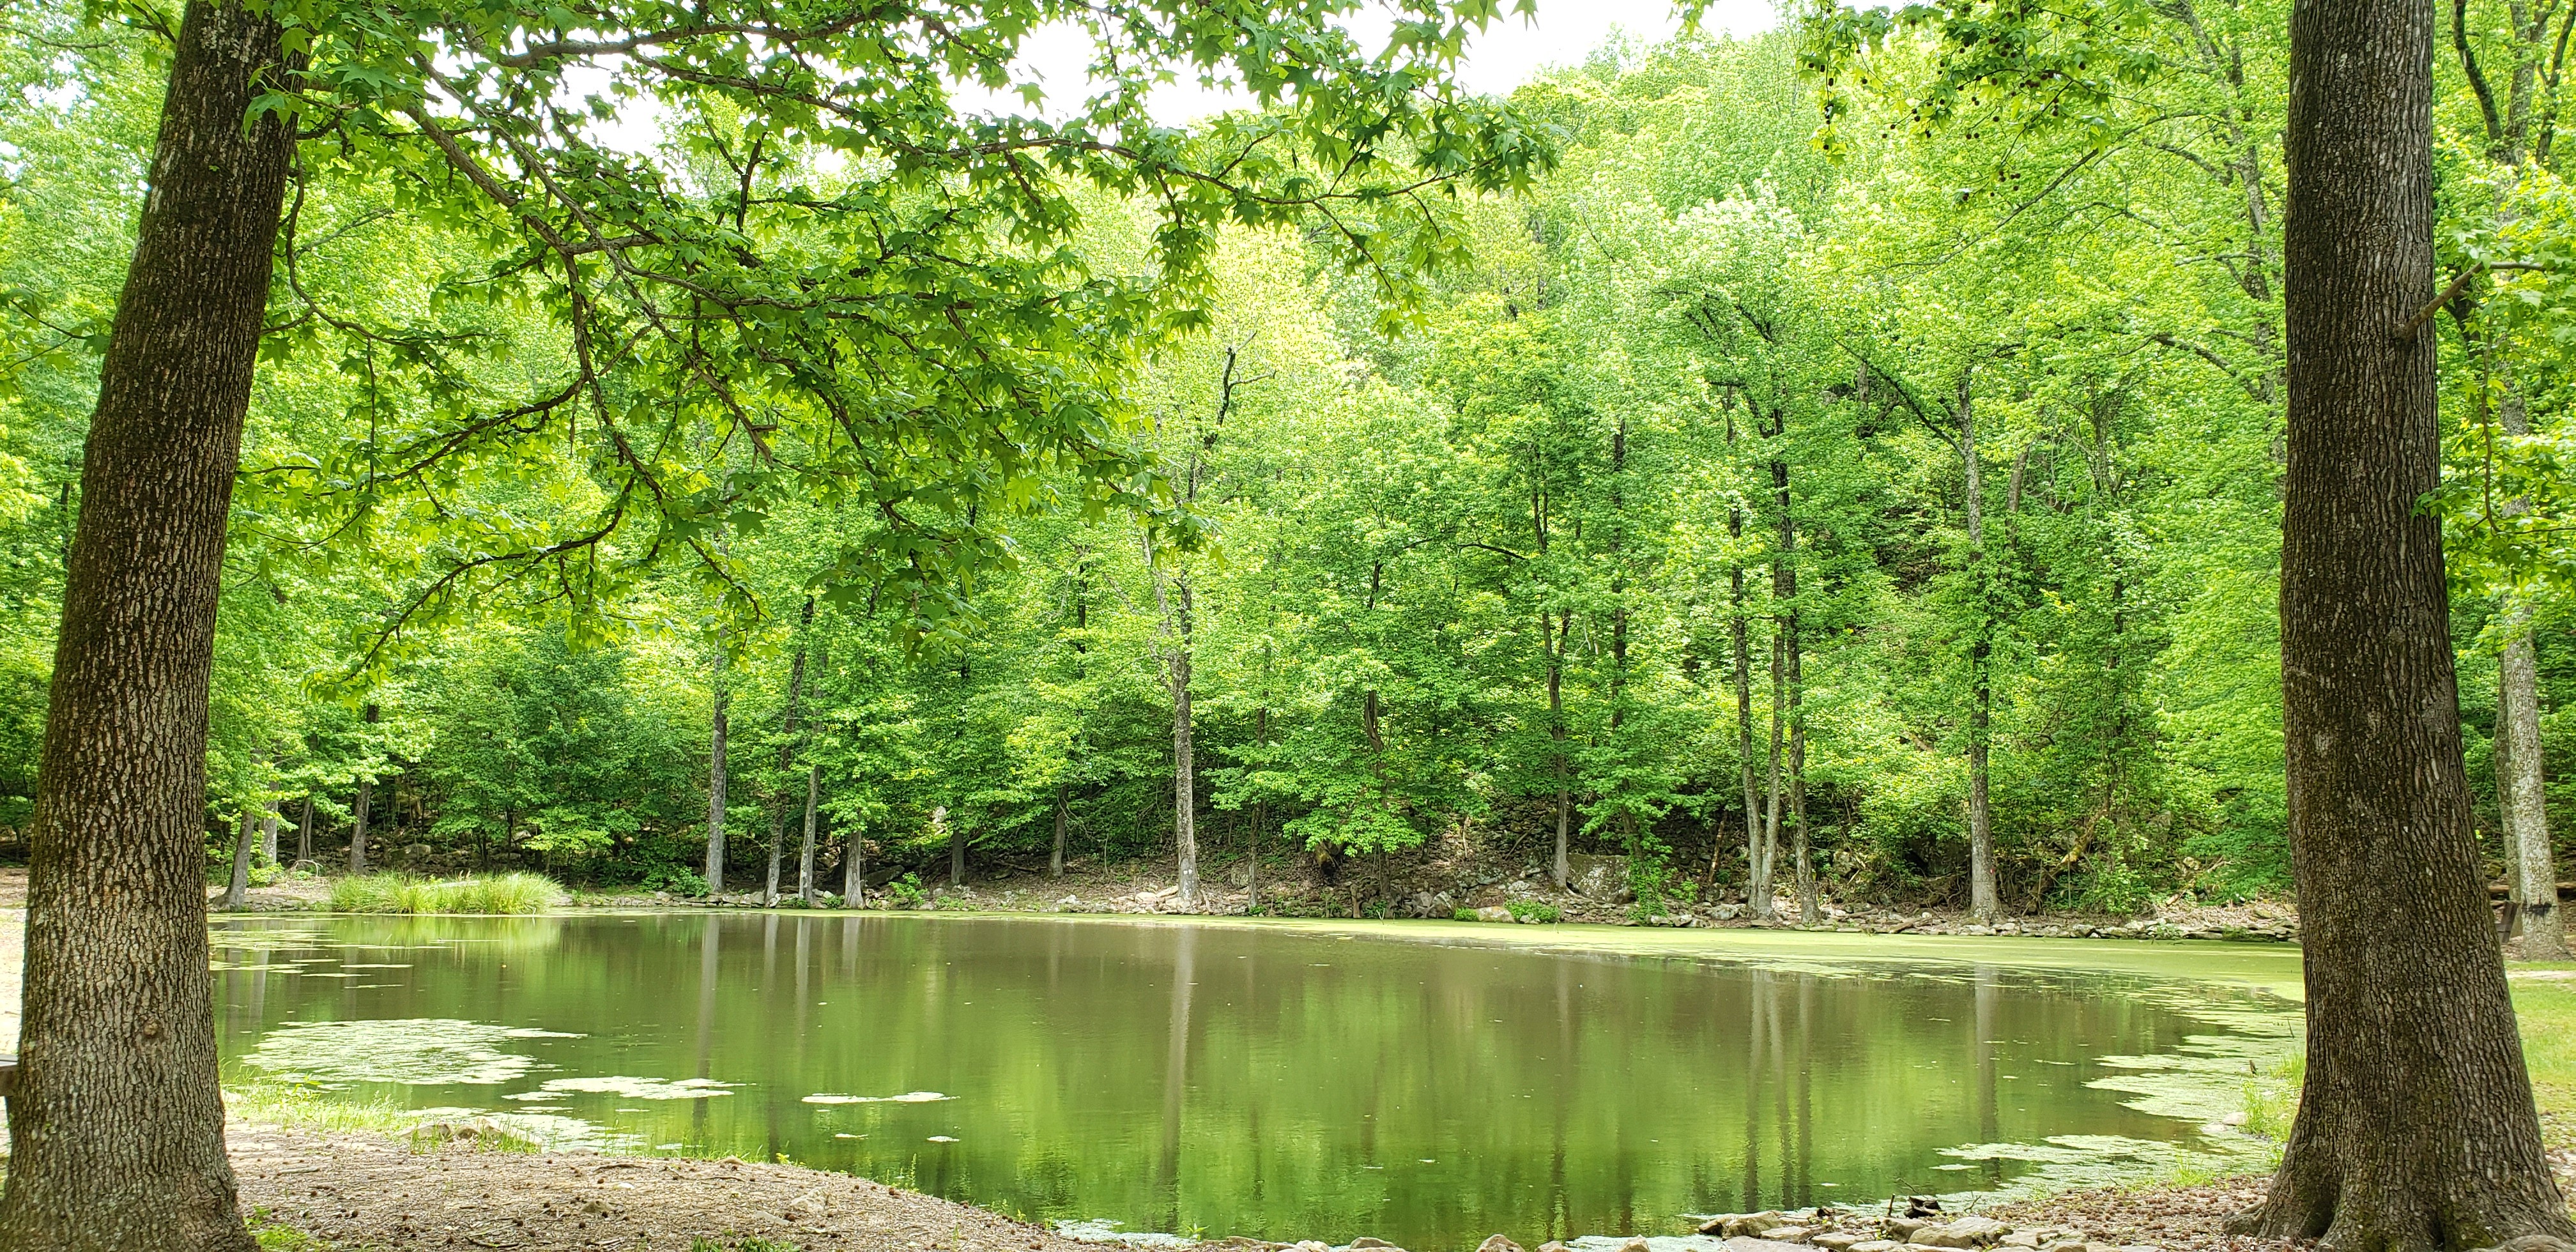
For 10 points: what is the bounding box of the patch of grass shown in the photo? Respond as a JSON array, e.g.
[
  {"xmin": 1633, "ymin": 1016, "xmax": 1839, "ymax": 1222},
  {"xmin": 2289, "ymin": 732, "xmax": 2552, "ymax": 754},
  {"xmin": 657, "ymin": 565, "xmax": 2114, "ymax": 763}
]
[
  {"xmin": 2511, "ymin": 969, "xmax": 2576, "ymax": 1154},
  {"xmin": 1504, "ymin": 898, "xmax": 1561, "ymax": 924},
  {"xmin": 328, "ymin": 871, "xmax": 565, "ymax": 914},
  {"xmin": 226, "ymin": 1078, "xmax": 424, "ymax": 1137},
  {"xmin": 248, "ymin": 1208, "xmax": 334, "ymax": 1251},
  {"xmin": 2242, "ymin": 1051, "xmax": 2303, "ymax": 1144}
]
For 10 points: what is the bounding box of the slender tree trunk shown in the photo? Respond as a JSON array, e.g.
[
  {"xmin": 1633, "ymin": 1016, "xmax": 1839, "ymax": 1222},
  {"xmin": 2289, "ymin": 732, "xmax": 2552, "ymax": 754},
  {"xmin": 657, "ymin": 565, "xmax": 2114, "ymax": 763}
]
[
  {"xmin": 843, "ymin": 818, "xmax": 864, "ymax": 907},
  {"xmin": 1052, "ymin": 781, "xmax": 1068, "ymax": 878},
  {"xmin": 1734, "ymin": 558, "xmax": 1767, "ymax": 917},
  {"xmin": 1547, "ymin": 609, "xmax": 1572, "ymax": 892},
  {"xmin": 224, "ymin": 811, "xmax": 254, "ymax": 912},
  {"xmin": 0, "ymin": 6, "xmax": 289, "ymax": 1247},
  {"xmin": 2494, "ymin": 385, "xmax": 2564, "ymax": 959},
  {"xmin": 2501, "ymin": 622, "xmax": 2563, "ymax": 958},
  {"xmin": 257, "ymin": 795, "xmax": 277, "ymax": 866},
  {"xmin": 763, "ymin": 811, "xmax": 783, "ymax": 907},
  {"xmin": 1148, "ymin": 535, "xmax": 1201, "ymax": 910},
  {"xmin": 947, "ymin": 807, "xmax": 965, "ymax": 887},
  {"xmin": 296, "ymin": 794, "xmax": 312, "ymax": 864},
  {"xmin": 1959, "ymin": 372, "xmax": 1998, "ymax": 922},
  {"xmin": 350, "ymin": 731, "xmax": 374, "ymax": 874},
  {"xmin": 705, "ymin": 646, "xmax": 729, "ymax": 894},
  {"xmin": 799, "ymin": 763, "xmax": 820, "ymax": 906},
  {"xmin": 778, "ymin": 597, "xmax": 815, "ymax": 906},
  {"xmin": 2236, "ymin": 1, "xmax": 2574, "ymax": 1242},
  {"xmin": 1172, "ymin": 637, "xmax": 1199, "ymax": 908}
]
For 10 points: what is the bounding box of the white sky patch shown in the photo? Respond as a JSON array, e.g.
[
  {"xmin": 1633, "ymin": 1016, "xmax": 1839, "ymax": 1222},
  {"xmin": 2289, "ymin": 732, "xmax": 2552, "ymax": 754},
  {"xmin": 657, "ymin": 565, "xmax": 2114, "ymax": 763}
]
[{"xmin": 580, "ymin": 0, "xmax": 1779, "ymax": 150}]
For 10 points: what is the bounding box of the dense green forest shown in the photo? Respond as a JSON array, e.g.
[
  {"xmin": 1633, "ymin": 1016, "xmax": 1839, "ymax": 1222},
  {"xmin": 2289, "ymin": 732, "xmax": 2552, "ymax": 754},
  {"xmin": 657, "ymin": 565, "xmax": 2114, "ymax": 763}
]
[{"xmin": 3, "ymin": 0, "xmax": 2572, "ymax": 919}]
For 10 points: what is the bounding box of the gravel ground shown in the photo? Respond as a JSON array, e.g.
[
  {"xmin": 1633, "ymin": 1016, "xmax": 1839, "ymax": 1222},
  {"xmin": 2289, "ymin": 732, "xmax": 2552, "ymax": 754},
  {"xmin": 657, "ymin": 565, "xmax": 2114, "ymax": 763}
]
[
  {"xmin": 1987, "ymin": 1179, "xmax": 2283, "ymax": 1252},
  {"xmin": 231, "ymin": 1123, "xmax": 1093, "ymax": 1251}
]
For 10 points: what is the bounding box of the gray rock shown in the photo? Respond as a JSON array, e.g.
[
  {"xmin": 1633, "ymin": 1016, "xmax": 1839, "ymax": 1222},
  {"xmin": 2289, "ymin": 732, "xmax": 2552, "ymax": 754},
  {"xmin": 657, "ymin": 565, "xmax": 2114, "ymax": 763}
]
[
  {"xmin": 1725, "ymin": 1212, "xmax": 1786, "ymax": 1238},
  {"xmin": 1816, "ymin": 1235, "xmax": 1866, "ymax": 1251},
  {"xmin": 1474, "ymin": 905, "xmax": 1514, "ymax": 923},
  {"xmin": 1914, "ymin": 1218, "xmax": 2010, "ymax": 1249},
  {"xmin": 1349, "ymin": 1240, "xmax": 1402, "ymax": 1251},
  {"xmin": 2000, "ymin": 1235, "xmax": 2043, "ymax": 1249},
  {"xmin": 1615, "ymin": 1240, "xmax": 1652, "ymax": 1252},
  {"xmin": 1849, "ymin": 1243, "xmax": 1902, "ymax": 1252},
  {"xmin": 1885, "ymin": 1219, "xmax": 1931, "ymax": 1240},
  {"xmin": 1476, "ymin": 1237, "xmax": 1524, "ymax": 1252},
  {"xmin": 1761, "ymin": 1229, "xmax": 1814, "ymax": 1244}
]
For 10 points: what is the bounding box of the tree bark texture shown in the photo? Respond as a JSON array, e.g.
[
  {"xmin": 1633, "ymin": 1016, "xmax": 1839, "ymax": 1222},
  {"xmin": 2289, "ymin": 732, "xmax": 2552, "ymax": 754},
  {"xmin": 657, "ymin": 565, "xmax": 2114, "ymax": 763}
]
[
  {"xmin": 2501, "ymin": 622, "xmax": 2563, "ymax": 958},
  {"xmin": 295, "ymin": 794, "xmax": 312, "ymax": 864},
  {"xmin": 2239, "ymin": 1, "xmax": 2574, "ymax": 1244},
  {"xmin": 258, "ymin": 797, "xmax": 278, "ymax": 866},
  {"xmin": 0, "ymin": 4, "xmax": 291, "ymax": 1247},
  {"xmin": 224, "ymin": 811, "xmax": 254, "ymax": 912}
]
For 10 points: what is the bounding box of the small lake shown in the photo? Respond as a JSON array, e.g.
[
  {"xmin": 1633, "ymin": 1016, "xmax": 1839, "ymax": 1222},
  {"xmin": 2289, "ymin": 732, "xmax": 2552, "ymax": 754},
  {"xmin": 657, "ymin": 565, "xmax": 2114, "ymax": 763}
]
[{"xmin": 211, "ymin": 913, "xmax": 2303, "ymax": 1251}]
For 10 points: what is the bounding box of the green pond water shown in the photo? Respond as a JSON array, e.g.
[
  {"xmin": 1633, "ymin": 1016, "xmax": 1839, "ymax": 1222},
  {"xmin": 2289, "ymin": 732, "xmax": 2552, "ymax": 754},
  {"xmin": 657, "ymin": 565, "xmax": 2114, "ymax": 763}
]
[{"xmin": 210, "ymin": 912, "xmax": 2303, "ymax": 1251}]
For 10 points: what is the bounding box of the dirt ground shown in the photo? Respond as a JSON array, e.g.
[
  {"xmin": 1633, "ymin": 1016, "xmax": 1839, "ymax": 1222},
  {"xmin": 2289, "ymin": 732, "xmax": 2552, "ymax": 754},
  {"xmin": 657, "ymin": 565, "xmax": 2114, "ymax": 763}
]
[
  {"xmin": 1988, "ymin": 1179, "xmax": 2280, "ymax": 1252},
  {"xmin": 232, "ymin": 1123, "xmax": 1098, "ymax": 1251}
]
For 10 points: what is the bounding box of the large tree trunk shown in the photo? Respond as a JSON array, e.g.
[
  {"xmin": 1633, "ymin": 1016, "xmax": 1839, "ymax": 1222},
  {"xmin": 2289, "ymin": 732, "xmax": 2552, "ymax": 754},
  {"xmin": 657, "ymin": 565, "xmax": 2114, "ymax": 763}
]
[
  {"xmin": 704, "ymin": 646, "xmax": 729, "ymax": 894},
  {"xmin": 0, "ymin": 5, "xmax": 290, "ymax": 1247},
  {"xmin": 2235, "ymin": 1, "xmax": 2575, "ymax": 1244},
  {"xmin": 1959, "ymin": 372, "xmax": 1998, "ymax": 922}
]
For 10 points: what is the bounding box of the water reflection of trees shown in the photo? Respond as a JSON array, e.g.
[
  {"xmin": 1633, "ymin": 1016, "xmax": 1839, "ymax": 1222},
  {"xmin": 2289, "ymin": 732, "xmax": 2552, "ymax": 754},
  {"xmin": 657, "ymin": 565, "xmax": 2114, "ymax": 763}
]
[{"xmin": 218, "ymin": 917, "xmax": 2261, "ymax": 1249}]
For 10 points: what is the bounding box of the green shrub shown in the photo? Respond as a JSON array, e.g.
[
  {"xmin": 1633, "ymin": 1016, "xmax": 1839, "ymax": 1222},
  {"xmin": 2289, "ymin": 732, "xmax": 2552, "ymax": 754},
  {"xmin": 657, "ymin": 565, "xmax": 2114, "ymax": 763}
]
[
  {"xmin": 642, "ymin": 865, "xmax": 709, "ymax": 896},
  {"xmin": 328, "ymin": 871, "xmax": 565, "ymax": 915},
  {"xmin": 885, "ymin": 872, "xmax": 927, "ymax": 908},
  {"xmin": 1504, "ymin": 899, "xmax": 1561, "ymax": 924},
  {"xmin": 1453, "ymin": 908, "xmax": 1478, "ymax": 922}
]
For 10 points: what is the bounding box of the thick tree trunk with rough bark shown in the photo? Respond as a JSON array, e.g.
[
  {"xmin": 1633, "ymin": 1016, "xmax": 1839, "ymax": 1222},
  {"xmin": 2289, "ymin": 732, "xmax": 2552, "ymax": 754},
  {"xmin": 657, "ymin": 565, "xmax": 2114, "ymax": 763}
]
[
  {"xmin": 2235, "ymin": 1, "xmax": 2575, "ymax": 1245},
  {"xmin": 0, "ymin": 5, "xmax": 290, "ymax": 1248}
]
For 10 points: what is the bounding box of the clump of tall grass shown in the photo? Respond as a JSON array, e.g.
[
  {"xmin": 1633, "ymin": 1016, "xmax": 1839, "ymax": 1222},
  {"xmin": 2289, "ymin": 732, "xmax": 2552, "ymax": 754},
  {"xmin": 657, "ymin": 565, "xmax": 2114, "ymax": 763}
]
[{"xmin": 327, "ymin": 871, "xmax": 565, "ymax": 915}]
